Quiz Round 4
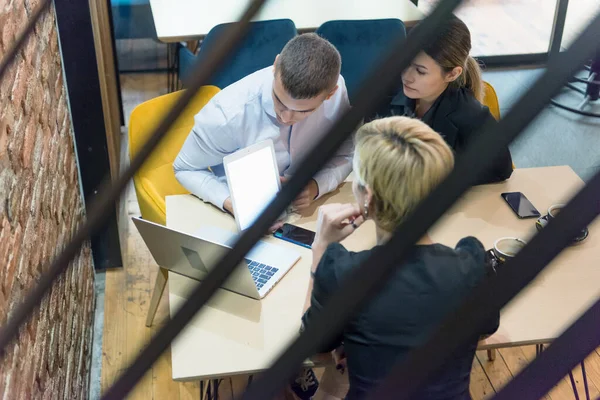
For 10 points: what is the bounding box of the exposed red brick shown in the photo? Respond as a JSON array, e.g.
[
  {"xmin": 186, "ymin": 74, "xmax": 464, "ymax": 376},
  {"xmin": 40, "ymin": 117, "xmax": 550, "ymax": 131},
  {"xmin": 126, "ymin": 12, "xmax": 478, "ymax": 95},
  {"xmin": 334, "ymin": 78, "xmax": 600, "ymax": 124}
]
[
  {"xmin": 1, "ymin": 12, "xmax": 16, "ymax": 51},
  {"xmin": 32, "ymin": 303, "xmax": 49, "ymax": 393},
  {"xmin": 7, "ymin": 177, "xmax": 22, "ymax": 225},
  {"xmin": 16, "ymin": 217, "xmax": 36, "ymax": 288},
  {"xmin": 21, "ymin": 35, "xmax": 38, "ymax": 67},
  {"xmin": 7, "ymin": 119, "xmax": 24, "ymax": 171},
  {"xmin": 0, "ymin": 218, "xmax": 11, "ymax": 271},
  {"xmin": 11, "ymin": 58, "xmax": 31, "ymax": 107},
  {"xmin": 21, "ymin": 115, "xmax": 38, "ymax": 169},
  {"xmin": 29, "ymin": 174, "xmax": 43, "ymax": 222},
  {"xmin": 39, "ymin": 48, "xmax": 52, "ymax": 83},
  {"xmin": 0, "ymin": 121, "xmax": 8, "ymax": 160},
  {"xmin": 1, "ymin": 3, "xmax": 94, "ymax": 398},
  {"xmin": 16, "ymin": 332, "xmax": 34, "ymax": 399},
  {"xmin": 0, "ymin": 63, "xmax": 18, "ymax": 114},
  {"xmin": 2, "ymin": 223, "xmax": 23, "ymax": 299}
]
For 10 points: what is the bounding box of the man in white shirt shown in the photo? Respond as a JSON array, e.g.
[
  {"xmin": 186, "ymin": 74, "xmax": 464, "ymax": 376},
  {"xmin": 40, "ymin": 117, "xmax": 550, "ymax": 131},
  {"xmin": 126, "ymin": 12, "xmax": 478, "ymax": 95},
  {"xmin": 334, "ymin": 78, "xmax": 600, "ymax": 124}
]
[{"xmin": 173, "ymin": 33, "xmax": 353, "ymax": 219}]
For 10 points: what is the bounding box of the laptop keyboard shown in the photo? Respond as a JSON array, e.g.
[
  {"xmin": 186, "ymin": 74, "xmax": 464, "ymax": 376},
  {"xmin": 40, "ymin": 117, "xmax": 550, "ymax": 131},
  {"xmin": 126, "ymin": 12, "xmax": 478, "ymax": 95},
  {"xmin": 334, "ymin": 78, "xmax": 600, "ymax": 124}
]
[{"xmin": 245, "ymin": 259, "xmax": 279, "ymax": 291}]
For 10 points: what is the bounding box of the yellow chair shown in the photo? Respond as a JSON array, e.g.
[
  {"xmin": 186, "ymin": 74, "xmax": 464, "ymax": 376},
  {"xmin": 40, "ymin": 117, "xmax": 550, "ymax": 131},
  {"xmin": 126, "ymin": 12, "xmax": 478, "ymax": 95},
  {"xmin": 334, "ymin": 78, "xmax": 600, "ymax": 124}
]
[
  {"xmin": 482, "ymin": 81, "xmax": 500, "ymax": 121},
  {"xmin": 482, "ymin": 81, "xmax": 515, "ymax": 170},
  {"xmin": 128, "ymin": 86, "xmax": 221, "ymax": 225}
]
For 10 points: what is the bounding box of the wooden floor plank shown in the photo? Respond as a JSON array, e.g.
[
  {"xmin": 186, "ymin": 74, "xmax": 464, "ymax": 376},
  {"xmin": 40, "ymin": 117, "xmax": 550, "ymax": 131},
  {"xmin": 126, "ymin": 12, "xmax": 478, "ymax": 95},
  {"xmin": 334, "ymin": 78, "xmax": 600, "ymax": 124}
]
[
  {"xmin": 179, "ymin": 381, "xmax": 202, "ymax": 400},
  {"xmin": 476, "ymin": 350, "xmax": 513, "ymax": 393},
  {"xmin": 150, "ymin": 264, "xmax": 184, "ymax": 400},
  {"xmin": 101, "ymin": 269, "xmax": 127, "ymax": 393},
  {"xmin": 582, "ymin": 348, "xmax": 600, "ymax": 395},
  {"xmin": 470, "ymin": 356, "xmax": 496, "ymax": 400},
  {"xmin": 497, "ymin": 346, "xmax": 551, "ymax": 400},
  {"xmin": 124, "ymin": 216, "xmax": 154, "ymax": 400}
]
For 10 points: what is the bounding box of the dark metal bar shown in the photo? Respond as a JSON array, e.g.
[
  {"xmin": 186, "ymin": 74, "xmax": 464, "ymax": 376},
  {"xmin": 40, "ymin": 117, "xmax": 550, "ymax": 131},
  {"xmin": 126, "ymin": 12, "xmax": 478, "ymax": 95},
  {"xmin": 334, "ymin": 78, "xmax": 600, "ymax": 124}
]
[
  {"xmin": 374, "ymin": 170, "xmax": 600, "ymax": 399},
  {"xmin": 0, "ymin": 0, "xmax": 51, "ymax": 81},
  {"xmin": 582, "ymin": 362, "xmax": 591, "ymax": 400},
  {"xmin": 0, "ymin": 0, "xmax": 268, "ymax": 357},
  {"xmin": 570, "ymin": 371, "xmax": 581, "ymax": 400},
  {"xmin": 549, "ymin": 0, "xmax": 569, "ymax": 55},
  {"xmin": 105, "ymin": 0, "xmax": 125, "ymax": 126},
  {"xmin": 54, "ymin": 0, "xmax": 123, "ymax": 270},
  {"xmin": 244, "ymin": 11, "xmax": 600, "ymax": 400},
  {"xmin": 493, "ymin": 298, "xmax": 600, "ymax": 400},
  {"xmin": 102, "ymin": 1, "xmax": 464, "ymax": 398},
  {"xmin": 477, "ymin": 53, "xmax": 548, "ymax": 68}
]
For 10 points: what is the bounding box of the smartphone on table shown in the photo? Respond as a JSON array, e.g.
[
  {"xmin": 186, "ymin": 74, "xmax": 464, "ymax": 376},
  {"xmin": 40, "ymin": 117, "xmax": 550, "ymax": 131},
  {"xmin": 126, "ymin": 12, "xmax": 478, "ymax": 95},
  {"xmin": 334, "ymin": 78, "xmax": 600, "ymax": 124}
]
[
  {"xmin": 501, "ymin": 192, "xmax": 541, "ymax": 219},
  {"xmin": 274, "ymin": 223, "xmax": 316, "ymax": 249}
]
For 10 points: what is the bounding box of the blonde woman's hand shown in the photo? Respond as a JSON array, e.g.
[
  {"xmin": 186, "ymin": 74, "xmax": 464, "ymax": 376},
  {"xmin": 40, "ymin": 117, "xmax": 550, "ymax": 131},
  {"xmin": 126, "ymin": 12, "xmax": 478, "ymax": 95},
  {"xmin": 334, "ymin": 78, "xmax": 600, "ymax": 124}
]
[{"xmin": 313, "ymin": 203, "xmax": 364, "ymax": 249}]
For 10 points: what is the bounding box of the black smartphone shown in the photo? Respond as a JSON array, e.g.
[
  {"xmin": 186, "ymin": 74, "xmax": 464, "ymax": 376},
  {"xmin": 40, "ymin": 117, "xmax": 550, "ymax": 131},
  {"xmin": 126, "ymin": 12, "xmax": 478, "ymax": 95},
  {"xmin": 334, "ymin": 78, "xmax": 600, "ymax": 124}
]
[
  {"xmin": 274, "ymin": 223, "xmax": 316, "ymax": 249},
  {"xmin": 501, "ymin": 192, "xmax": 541, "ymax": 219}
]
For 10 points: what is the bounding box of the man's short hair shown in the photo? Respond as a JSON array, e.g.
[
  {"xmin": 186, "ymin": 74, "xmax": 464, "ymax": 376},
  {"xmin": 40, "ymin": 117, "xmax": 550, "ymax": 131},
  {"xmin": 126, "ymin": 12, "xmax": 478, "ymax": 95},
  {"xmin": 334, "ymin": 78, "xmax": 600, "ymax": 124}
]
[{"xmin": 276, "ymin": 33, "xmax": 341, "ymax": 99}]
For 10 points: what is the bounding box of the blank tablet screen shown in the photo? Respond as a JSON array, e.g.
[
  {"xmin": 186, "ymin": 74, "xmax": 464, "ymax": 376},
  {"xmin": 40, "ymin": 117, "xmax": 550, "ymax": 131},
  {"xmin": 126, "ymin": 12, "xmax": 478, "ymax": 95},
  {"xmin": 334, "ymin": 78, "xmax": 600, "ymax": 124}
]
[{"xmin": 226, "ymin": 145, "xmax": 280, "ymax": 231}]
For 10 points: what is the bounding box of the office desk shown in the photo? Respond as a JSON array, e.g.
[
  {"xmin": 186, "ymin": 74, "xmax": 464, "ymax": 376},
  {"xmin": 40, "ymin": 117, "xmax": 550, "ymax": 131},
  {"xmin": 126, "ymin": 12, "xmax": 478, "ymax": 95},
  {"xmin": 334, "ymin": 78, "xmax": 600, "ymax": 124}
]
[
  {"xmin": 148, "ymin": 0, "xmax": 424, "ymax": 43},
  {"xmin": 166, "ymin": 166, "xmax": 600, "ymax": 381}
]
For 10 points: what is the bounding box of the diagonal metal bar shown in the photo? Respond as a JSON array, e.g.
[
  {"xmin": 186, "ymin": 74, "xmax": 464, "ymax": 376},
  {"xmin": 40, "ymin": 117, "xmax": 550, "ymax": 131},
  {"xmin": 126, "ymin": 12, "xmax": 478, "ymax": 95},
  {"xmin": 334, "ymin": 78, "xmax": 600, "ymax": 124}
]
[
  {"xmin": 0, "ymin": 0, "xmax": 269, "ymax": 356},
  {"xmin": 0, "ymin": 0, "xmax": 51, "ymax": 82},
  {"xmin": 493, "ymin": 297, "xmax": 600, "ymax": 400},
  {"xmin": 244, "ymin": 11, "xmax": 600, "ymax": 400},
  {"xmin": 102, "ymin": 0, "xmax": 463, "ymax": 398},
  {"xmin": 374, "ymin": 170, "xmax": 600, "ymax": 399}
]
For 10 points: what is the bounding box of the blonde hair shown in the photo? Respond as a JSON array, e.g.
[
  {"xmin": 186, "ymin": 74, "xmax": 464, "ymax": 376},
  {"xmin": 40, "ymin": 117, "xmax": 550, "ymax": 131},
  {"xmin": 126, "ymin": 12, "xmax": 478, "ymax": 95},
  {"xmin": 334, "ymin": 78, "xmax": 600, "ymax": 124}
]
[
  {"xmin": 423, "ymin": 15, "xmax": 484, "ymax": 102},
  {"xmin": 353, "ymin": 117, "xmax": 455, "ymax": 232}
]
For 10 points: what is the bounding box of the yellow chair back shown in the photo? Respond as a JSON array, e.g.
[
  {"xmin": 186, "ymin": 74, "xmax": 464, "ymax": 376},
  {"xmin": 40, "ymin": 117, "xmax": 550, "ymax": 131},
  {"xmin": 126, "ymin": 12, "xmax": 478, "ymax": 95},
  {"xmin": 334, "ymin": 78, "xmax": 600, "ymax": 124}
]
[
  {"xmin": 482, "ymin": 81, "xmax": 515, "ymax": 170},
  {"xmin": 482, "ymin": 81, "xmax": 500, "ymax": 121},
  {"xmin": 128, "ymin": 86, "xmax": 221, "ymax": 225}
]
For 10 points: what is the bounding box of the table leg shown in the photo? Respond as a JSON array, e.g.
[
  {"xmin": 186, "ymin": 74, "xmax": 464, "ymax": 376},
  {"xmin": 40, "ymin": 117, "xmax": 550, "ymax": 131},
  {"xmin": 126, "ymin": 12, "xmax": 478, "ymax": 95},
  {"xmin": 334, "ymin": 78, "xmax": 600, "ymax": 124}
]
[
  {"xmin": 166, "ymin": 43, "xmax": 179, "ymax": 93},
  {"xmin": 536, "ymin": 343, "xmax": 545, "ymax": 356},
  {"xmin": 487, "ymin": 349, "xmax": 497, "ymax": 361},
  {"xmin": 145, "ymin": 267, "xmax": 168, "ymax": 327}
]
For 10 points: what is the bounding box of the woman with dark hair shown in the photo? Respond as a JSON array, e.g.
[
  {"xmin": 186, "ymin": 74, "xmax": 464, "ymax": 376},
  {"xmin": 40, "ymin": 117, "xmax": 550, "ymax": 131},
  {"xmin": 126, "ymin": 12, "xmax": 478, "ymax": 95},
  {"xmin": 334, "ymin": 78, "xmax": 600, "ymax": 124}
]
[{"xmin": 370, "ymin": 15, "xmax": 513, "ymax": 185}]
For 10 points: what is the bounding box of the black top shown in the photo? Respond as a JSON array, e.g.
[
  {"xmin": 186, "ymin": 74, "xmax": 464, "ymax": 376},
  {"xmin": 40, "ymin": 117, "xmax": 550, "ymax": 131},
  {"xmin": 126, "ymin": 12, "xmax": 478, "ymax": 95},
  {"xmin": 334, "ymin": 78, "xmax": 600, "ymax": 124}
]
[
  {"xmin": 368, "ymin": 86, "xmax": 513, "ymax": 185},
  {"xmin": 302, "ymin": 237, "xmax": 499, "ymax": 400}
]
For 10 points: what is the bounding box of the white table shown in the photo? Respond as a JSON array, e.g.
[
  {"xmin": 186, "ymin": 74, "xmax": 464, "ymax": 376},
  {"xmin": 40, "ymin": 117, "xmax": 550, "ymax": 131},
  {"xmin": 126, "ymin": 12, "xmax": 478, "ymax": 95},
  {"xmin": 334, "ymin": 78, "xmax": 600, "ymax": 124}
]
[
  {"xmin": 149, "ymin": 0, "xmax": 425, "ymax": 43},
  {"xmin": 165, "ymin": 166, "xmax": 600, "ymax": 381}
]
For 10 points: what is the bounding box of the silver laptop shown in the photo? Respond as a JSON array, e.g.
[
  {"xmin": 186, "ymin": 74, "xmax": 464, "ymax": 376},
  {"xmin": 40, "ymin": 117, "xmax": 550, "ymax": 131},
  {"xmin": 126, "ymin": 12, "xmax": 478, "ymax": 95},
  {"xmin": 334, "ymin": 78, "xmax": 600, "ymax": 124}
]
[{"xmin": 132, "ymin": 217, "xmax": 300, "ymax": 299}]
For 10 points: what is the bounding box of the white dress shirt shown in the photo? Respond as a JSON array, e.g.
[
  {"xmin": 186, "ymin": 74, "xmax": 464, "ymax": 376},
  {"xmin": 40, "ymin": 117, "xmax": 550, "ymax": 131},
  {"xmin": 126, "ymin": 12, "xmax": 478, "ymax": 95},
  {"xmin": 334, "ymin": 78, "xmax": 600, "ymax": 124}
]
[{"xmin": 173, "ymin": 66, "xmax": 354, "ymax": 210}]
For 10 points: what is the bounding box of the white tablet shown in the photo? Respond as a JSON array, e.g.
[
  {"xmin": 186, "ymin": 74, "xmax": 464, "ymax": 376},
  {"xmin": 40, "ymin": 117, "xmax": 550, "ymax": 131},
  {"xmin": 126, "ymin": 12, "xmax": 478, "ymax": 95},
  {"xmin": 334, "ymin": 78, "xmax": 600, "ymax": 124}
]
[{"xmin": 223, "ymin": 139, "xmax": 281, "ymax": 232}]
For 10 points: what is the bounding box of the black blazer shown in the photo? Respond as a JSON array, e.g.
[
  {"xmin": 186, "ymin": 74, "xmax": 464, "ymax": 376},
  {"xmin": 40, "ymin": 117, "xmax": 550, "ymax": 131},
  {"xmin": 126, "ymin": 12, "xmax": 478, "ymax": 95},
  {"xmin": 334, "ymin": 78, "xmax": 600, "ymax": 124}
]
[{"xmin": 370, "ymin": 86, "xmax": 513, "ymax": 185}]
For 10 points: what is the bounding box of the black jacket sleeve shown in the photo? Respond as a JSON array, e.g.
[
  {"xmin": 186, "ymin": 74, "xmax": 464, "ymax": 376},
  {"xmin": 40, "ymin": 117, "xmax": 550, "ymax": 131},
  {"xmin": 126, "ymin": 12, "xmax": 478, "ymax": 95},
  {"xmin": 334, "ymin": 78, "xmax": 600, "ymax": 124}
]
[
  {"xmin": 456, "ymin": 108, "xmax": 514, "ymax": 185},
  {"xmin": 456, "ymin": 237, "xmax": 501, "ymax": 337},
  {"xmin": 301, "ymin": 243, "xmax": 348, "ymax": 353}
]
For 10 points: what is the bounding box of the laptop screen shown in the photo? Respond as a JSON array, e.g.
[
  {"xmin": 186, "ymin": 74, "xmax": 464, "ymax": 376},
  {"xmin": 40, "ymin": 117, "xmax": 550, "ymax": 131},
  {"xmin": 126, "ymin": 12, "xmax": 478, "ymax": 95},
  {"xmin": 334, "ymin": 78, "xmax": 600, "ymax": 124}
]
[{"xmin": 226, "ymin": 144, "xmax": 280, "ymax": 231}]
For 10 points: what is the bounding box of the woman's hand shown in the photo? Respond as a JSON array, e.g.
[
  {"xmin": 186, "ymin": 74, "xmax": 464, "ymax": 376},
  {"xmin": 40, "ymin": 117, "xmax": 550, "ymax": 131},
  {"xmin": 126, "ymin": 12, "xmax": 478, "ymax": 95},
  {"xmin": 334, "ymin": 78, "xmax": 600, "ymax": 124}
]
[{"xmin": 313, "ymin": 203, "xmax": 364, "ymax": 249}]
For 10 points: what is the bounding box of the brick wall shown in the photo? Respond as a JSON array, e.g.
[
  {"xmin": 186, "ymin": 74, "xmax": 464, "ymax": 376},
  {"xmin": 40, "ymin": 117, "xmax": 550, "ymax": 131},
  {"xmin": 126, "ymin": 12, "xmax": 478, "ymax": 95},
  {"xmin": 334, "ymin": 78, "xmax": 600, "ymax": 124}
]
[{"xmin": 0, "ymin": 1, "xmax": 95, "ymax": 399}]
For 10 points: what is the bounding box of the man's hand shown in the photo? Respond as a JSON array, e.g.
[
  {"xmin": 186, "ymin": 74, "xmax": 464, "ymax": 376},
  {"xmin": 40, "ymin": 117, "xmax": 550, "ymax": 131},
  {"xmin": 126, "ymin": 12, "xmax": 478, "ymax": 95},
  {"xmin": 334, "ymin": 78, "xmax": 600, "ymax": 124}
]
[
  {"xmin": 281, "ymin": 177, "xmax": 319, "ymax": 211},
  {"xmin": 223, "ymin": 197, "xmax": 234, "ymax": 215}
]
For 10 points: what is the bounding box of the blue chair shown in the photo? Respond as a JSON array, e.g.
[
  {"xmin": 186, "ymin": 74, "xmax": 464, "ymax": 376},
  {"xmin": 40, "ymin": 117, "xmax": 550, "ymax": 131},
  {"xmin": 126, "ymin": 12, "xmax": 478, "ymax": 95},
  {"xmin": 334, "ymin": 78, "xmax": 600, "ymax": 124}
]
[
  {"xmin": 111, "ymin": 0, "xmax": 157, "ymax": 40},
  {"xmin": 178, "ymin": 19, "xmax": 298, "ymax": 89},
  {"xmin": 316, "ymin": 19, "xmax": 407, "ymax": 103}
]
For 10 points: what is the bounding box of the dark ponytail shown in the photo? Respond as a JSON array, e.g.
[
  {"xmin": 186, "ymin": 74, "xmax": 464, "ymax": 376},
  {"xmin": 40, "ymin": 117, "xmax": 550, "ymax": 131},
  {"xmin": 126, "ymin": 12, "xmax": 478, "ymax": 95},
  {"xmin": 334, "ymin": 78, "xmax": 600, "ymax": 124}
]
[{"xmin": 423, "ymin": 16, "xmax": 484, "ymax": 102}]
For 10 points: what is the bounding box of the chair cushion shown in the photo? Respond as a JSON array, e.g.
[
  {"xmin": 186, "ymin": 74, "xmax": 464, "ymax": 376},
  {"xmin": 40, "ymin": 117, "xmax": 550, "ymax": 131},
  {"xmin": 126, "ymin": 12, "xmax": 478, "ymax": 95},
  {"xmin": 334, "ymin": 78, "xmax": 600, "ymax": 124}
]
[{"xmin": 139, "ymin": 163, "xmax": 190, "ymax": 220}]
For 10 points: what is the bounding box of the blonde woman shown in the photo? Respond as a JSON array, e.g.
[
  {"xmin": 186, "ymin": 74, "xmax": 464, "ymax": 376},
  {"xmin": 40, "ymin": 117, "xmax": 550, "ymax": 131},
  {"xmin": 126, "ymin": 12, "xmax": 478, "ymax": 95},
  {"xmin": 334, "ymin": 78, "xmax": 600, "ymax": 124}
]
[{"xmin": 301, "ymin": 117, "xmax": 499, "ymax": 400}]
